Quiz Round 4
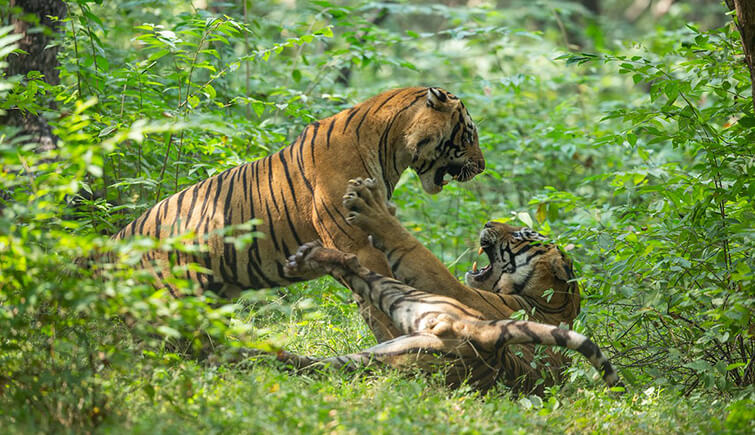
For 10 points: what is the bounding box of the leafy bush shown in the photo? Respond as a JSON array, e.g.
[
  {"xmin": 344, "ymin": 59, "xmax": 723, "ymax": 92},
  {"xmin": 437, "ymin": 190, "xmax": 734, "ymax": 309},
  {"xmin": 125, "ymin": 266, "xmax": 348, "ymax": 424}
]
[
  {"xmin": 551, "ymin": 24, "xmax": 754, "ymax": 391},
  {"xmin": 0, "ymin": 0, "xmax": 752, "ymax": 431}
]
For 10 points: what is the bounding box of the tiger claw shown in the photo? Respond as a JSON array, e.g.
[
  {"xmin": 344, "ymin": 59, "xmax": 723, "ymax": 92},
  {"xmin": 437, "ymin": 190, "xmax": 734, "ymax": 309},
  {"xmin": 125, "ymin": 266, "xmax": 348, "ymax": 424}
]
[
  {"xmin": 342, "ymin": 176, "xmax": 396, "ymax": 237},
  {"xmin": 284, "ymin": 241, "xmax": 324, "ymax": 277}
]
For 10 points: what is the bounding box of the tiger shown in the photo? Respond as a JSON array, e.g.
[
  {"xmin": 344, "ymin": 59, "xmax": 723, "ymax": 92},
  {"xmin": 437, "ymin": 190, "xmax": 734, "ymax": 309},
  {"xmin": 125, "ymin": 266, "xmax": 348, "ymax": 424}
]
[
  {"xmin": 112, "ymin": 87, "xmax": 484, "ymax": 342},
  {"xmin": 274, "ymin": 178, "xmax": 619, "ymax": 394}
]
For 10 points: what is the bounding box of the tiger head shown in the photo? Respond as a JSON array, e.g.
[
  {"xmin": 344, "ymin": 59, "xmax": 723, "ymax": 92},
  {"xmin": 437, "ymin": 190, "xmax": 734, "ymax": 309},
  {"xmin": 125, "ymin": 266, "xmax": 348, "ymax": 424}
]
[
  {"xmin": 404, "ymin": 87, "xmax": 485, "ymax": 194},
  {"xmin": 464, "ymin": 221, "xmax": 580, "ymax": 321}
]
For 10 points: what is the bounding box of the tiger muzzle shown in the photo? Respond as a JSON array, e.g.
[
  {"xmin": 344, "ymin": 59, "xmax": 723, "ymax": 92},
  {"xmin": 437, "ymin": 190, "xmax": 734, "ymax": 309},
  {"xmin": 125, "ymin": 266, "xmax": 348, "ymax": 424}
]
[{"xmin": 456, "ymin": 157, "xmax": 485, "ymax": 182}]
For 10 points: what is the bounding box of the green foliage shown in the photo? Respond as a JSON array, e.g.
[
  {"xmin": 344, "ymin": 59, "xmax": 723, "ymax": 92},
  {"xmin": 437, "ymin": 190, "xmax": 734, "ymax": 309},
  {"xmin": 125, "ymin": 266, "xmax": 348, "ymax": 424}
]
[
  {"xmin": 0, "ymin": 0, "xmax": 752, "ymax": 431},
  {"xmin": 552, "ymin": 24, "xmax": 754, "ymax": 391}
]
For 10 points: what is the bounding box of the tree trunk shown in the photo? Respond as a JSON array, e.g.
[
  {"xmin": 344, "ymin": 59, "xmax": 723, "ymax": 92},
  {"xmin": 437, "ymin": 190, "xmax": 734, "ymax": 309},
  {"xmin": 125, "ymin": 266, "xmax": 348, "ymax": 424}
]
[
  {"xmin": 727, "ymin": 0, "xmax": 755, "ymax": 110},
  {"xmin": 580, "ymin": 0, "xmax": 600, "ymax": 15},
  {"xmin": 2, "ymin": 0, "xmax": 67, "ymax": 152}
]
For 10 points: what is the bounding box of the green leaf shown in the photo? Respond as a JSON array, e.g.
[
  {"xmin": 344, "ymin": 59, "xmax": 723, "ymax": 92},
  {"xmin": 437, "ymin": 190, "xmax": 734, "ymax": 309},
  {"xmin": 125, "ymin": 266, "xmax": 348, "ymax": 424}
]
[
  {"xmin": 726, "ymin": 362, "xmax": 746, "ymax": 371},
  {"xmin": 320, "ymin": 26, "xmax": 334, "ymax": 38},
  {"xmin": 98, "ymin": 125, "xmax": 118, "ymax": 137},
  {"xmin": 252, "ymin": 101, "xmax": 265, "ymax": 117},
  {"xmin": 536, "ymin": 202, "xmax": 547, "ymax": 224},
  {"xmin": 517, "ymin": 211, "xmax": 533, "ymax": 228},
  {"xmin": 148, "ymin": 49, "xmax": 171, "ymax": 62}
]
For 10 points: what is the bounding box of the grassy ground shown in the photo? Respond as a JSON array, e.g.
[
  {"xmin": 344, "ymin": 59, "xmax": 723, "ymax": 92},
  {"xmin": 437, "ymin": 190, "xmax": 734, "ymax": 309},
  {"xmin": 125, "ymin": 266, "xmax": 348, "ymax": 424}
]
[
  {"xmin": 108, "ymin": 362, "xmax": 735, "ymax": 435},
  {"xmin": 5, "ymin": 279, "xmax": 752, "ymax": 434}
]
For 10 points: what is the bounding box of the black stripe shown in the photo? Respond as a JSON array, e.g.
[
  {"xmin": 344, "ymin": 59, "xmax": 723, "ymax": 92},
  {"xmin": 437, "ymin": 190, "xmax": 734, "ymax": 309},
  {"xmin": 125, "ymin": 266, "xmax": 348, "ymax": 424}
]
[
  {"xmin": 353, "ymin": 150, "xmax": 372, "ymax": 180},
  {"xmin": 309, "ymin": 121, "xmax": 319, "ymax": 167},
  {"xmin": 186, "ymin": 183, "xmax": 200, "ymax": 230},
  {"xmin": 241, "ymin": 163, "xmax": 250, "ymax": 216},
  {"xmin": 326, "ymin": 118, "xmax": 335, "ymax": 148},
  {"xmin": 312, "ymin": 206, "xmax": 338, "ymax": 244},
  {"xmin": 222, "ymin": 169, "xmax": 237, "ymax": 227},
  {"xmin": 277, "ymin": 149, "xmax": 299, "ymax": 206},
  {"xmin": 197, "ymin": 177, "xmax": 216, "ymax": 219},
  {"xmin": 218, "ymin": 252, "xmax": 235, "ymax": 285},
  {"xmin": 253, "ymin": 157, "xmax": 265, "ymax": 220},
  {"xmin": 264, "ymin": 202, "xmax": 280, "ymax": 252},
  {"xmin": 600, "ymin": 360, "xmax": 614, "ymax": 377},
  {"xmin": 318, "ymin": 200, "xmax": 357, "ymax": 243},
  {"xmin": 156, "ymin": 198, "xmax": 172, "ymax": 235},
  {"xmin": 342, "ymin": 107, "xmax": 359, "ymax": 132},
  {"xmin": 139, "ymin": 206, "xmax": 157, "ymax": 236},
  {"xmin": 122, "ymin": 217, "xmax": 137, "ymax": 238},
  {"xmin": 281, "ymin": 197, "xmax": 303, "ymax": 247},
  {"xmin": 512, "ymin": 268, "xmax": 535, "ymax": 294},
  {"xmin": 296, "ymin": 136, "xmax": 315, "ymax": 194},
  {"xmin": 222, "ymin": 170, "xmax": 239, "ymax": 284},
  {"xmin": 241, "ymin": 160, "xmax": 273, "ymax": 288},
  {"xmin": 372, "ymin": 88, "xmax": 405, "ymax": 114},
  {"xmin": 354, "ymin": 109, "xmax": 370, "ymax": 141},
  {"xmin": 376, "ymin": 283, "xmax": 404, "ymax": 312},
  {"xmin": 512, "ymin": 322, "xmax": 542, "ymax": 344},
  {"xmin": 473, "ymin": 290, "xmax": 514, "ymax": 318},
  {"xmin": 549, "ymin": 328, "xmax": 569, "ymax": 347},
  {"xmin": 206, "ymin": 170, "xmax": 228, "ymax": 227},
  {"xmin": 137, "ymin": 207, "xmax": 153, "ymax": 236},
  {"xmin": 265, "ymin": 156, "xmax": 280, "ymax": 213},
  {"xmin": 388, "ymin": 250, "xmax": 410, "ymax": 276},
  {"xmin": 577, "ymin": 338, "xmax": 598, "ymax": 358}
]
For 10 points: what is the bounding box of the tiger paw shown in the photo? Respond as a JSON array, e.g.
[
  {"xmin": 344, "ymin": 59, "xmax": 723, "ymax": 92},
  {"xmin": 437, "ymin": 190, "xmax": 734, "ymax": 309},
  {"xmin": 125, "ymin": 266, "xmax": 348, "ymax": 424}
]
[
  {"xmin": 342, "ymin": 178, "xmax": 399, "ymax": 243},
  {"xmin": 284, "ymin": 241, "xmax": 326, "ymax": 278},
  {"xmin": 284, "ymin": 241, "xmax": 362, "ymax": 278}
]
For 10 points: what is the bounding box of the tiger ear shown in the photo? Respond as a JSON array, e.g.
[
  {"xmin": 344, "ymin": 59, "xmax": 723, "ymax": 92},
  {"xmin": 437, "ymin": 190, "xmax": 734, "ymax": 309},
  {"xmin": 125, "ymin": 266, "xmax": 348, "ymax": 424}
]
[
  {"xmin": 425, "ymin": 87, "xmax": 458, "ymax": 112},
  {"xmin": 549, "ymin": 251, "xmax": 573, "ymax": 282}
]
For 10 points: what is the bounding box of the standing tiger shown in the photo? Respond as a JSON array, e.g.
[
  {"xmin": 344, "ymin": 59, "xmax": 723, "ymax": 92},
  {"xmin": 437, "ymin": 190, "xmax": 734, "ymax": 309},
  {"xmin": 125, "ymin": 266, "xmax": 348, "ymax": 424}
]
[
  {"xmin": 277, "ymin": 178, "xmax": 619, "ymax": 393},
  {"xmin": 113, "ymin": 87, "xmax": 484, "ymax": 341}
]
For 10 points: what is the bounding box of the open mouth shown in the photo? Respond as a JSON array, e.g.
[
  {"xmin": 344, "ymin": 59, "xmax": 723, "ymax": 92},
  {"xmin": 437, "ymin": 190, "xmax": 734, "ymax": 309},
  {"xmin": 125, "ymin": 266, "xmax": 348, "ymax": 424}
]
[
  {"xmin": 468, "ymin": 243, "xmax": 494, "ymax": 282},
  {"xmin": 433, "ymin": 163, "xmax": 464, "ymax": 187}
]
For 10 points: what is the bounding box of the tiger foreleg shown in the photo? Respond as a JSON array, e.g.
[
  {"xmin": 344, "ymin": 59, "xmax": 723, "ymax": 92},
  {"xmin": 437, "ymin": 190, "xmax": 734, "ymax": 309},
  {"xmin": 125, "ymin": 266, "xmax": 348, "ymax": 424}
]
[
  {"xmin": 342, "ymin": 177, "xmax": 403, "ymax": 251},
  {"xmin": 285, "ymin": 242, "xmax": 486, "ymax": 339},
  {"xmin": 284, "ymin": 242, "xmax": 395, "ymax": 307},
  {"xmin": 285, "ymin": 240, "xmax": 364, "ymax": 277},
  {"xmin": 342, "ymin": 178, "xmax": 472, "ymax": 301},
  {"xmin": 285, "ymin": 241, "xmax": 402, "ymax": 343}
]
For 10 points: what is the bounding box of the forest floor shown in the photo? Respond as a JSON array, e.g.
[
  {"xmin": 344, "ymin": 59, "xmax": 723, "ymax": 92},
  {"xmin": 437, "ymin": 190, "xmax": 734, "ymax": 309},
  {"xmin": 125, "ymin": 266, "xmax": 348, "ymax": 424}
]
[{"xmin": 25, "ymin": 280, "xmax": 745, "ymax": 435}]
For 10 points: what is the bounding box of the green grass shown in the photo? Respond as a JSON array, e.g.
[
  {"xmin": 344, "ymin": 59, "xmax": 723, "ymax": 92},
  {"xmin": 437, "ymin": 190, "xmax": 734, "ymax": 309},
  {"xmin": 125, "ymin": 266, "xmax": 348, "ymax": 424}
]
[
  {"xmin": 4, "ymin": 279, "xmax": 751, "ymax": 434},
  {"xmin": 102, "ymin": 363, "xmax": 733, "ymax": 435}
]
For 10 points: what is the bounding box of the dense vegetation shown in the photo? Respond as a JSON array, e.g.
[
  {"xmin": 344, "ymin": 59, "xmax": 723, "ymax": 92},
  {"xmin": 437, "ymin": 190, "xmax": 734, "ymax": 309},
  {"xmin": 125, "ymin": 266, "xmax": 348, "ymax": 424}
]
[{"xmin": 1, "ymin": 0, "xmax": 753, "ymax": 432}]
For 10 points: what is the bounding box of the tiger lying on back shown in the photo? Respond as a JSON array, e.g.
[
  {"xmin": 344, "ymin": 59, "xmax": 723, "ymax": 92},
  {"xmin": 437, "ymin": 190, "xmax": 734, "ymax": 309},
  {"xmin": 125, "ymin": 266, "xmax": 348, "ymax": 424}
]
[
  {"xmin": 278, "ymin": 178, "xmax": 620, "ymax": 393},
  {"xmin": 112, "ymin": 87, "xmax": 484, "ymax": 342}
]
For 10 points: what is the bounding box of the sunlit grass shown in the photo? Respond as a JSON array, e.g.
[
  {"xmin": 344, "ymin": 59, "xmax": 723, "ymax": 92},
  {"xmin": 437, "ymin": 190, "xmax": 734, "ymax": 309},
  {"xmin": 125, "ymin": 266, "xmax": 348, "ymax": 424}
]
[{"xmin": 94, "ymin": 281, "xmax": 746, "ymax": 434}]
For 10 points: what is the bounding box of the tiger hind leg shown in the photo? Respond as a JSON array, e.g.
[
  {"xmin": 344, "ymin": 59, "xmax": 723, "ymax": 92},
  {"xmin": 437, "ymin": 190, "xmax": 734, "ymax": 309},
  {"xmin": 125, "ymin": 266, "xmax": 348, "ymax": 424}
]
[{"xmin": 275, "ymin": 332, "xmax": 468, "ymax": 373}]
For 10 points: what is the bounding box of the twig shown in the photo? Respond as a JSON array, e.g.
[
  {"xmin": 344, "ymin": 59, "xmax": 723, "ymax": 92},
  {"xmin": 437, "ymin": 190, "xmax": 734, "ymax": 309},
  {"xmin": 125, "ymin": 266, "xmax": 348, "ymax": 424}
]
[
  {"xmin": 69, "ymin": 19, "xmax": 82, "ymax": 97},
  {"xmin": 155, "ymin": 132, "xmax": 174, "ymax": 201}
]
